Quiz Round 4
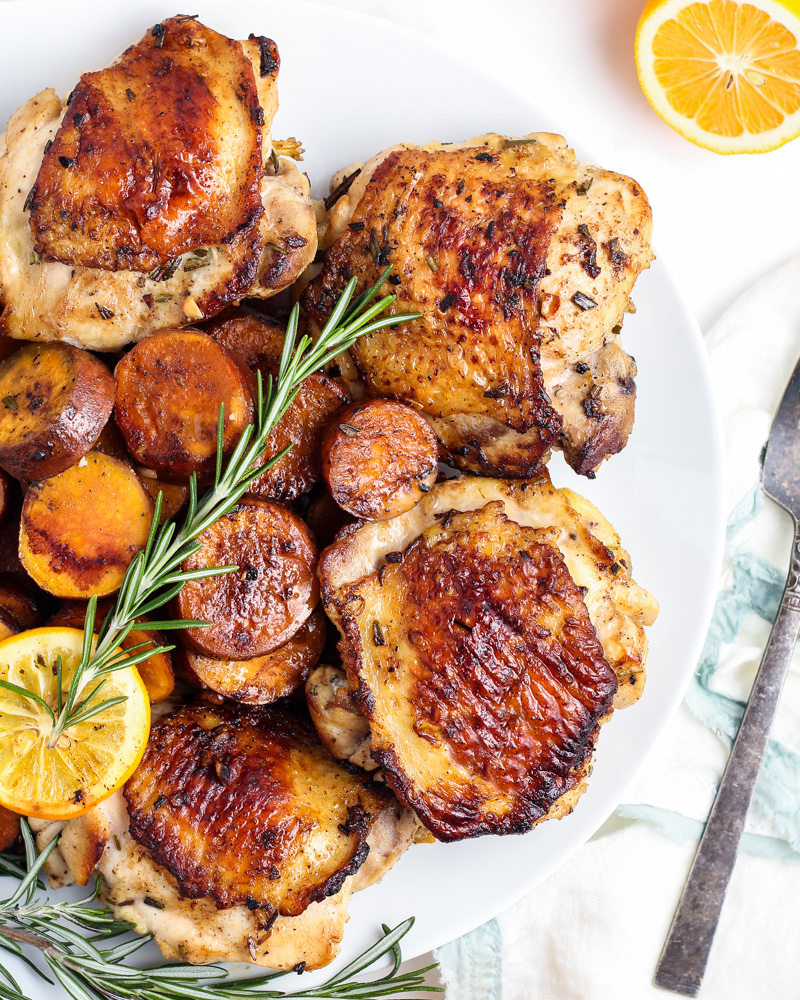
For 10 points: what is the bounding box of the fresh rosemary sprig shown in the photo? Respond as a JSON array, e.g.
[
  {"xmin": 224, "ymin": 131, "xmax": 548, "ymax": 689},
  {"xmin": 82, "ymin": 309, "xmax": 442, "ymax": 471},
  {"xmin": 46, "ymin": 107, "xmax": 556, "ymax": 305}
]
[
  {"xmin": 0, "ymin": 268, "xmax": 416, "ymax": 747},
  {"xmin": 0, "ymin": 823, "xmax": 442, "ymax": 1000}
]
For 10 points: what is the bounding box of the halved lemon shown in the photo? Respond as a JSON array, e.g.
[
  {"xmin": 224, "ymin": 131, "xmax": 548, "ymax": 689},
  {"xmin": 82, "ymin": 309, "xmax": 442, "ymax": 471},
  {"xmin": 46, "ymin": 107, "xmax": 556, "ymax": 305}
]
[
  {"xmin": 0, "ymin": 628, "xmax": 150, "ymax": 821},
  {"xmin": 636, "ymin": 0, "xmax": 800, "ymax": 152}
]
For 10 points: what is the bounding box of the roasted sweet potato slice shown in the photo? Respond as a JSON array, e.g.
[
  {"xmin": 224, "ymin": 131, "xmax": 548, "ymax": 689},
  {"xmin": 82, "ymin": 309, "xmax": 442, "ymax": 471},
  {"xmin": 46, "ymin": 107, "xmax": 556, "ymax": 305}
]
[
  {"xmin": 0, "ymin": 577, "xmax": 45, "ymax": 629},
  {"xmin": 0, "ymin": 469, "xmax": 9, "ymax": 523},
  {"xmin": 321, "ymin": 399, "xmax": 438, "ymax": 521},
  {"xmin": 49, "ymin": 598, "xmax": 174, "ymax": 703},
  {"xmin": 304, "ymin": 489, "xmax": 357, "ymax": 549},
  {"xmin": 137, "ymin": 473, "xmax": 188, "ymax": 524},
  {"xmin": 0, "ymin": 804, "xmax": 20, "ymax": 850},
  {"xmin": 0, "ymin": 605, "xmax": 20, "ymax": 642},
  {"xmin": 179, "ymin": 604, "xmax": 325, "ymax": 704},
  {"xmin": 114, "ymin": 331, "xmax": 254, "ymax": 482},
  {"xmin": 200, "ymin": 307, "xmax": 286, "ymax": 367},
  {"xmin": 19, "ymin": 451, "xmax": 153, "ymax": 598},
  {"xmin": 0, "ymin": 343, "xmax": 115, "ymax": 481},
  {"xmin": 177, "ymin": 498, "xmax": 319, "ymax": 659},
  {"xmin": 248, "ymin": 370, "xmax": 349, "ymax": 504}
]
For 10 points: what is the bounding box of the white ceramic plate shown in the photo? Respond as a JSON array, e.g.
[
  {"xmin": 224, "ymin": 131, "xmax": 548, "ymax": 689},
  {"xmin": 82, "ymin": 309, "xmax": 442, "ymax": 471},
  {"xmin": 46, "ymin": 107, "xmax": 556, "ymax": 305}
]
[{"xmin": 0, "ymin": 0, "xmax": 725, "ymax": 990}]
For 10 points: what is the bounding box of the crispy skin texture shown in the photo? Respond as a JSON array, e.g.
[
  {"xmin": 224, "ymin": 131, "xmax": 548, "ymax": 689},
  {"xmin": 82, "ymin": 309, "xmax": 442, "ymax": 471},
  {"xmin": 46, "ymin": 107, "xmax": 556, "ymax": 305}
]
[
  {"xmin": 19, "ymin": 451, "xmax": 153, "ymax": 597},
  {"xmin": 124, "ymin": 702, "xmax": 393, "ymax": 918},
  {"xmin": 28, "ymin": 18, "xmax": 264, "ymax": 272},
  {"xmin": 248, "ymin": 370, "xmax": 349, "ymax": 504},
  {"xmin": 325, "ymin": 504, "xmax": 618, "ymax": 840},
  {"xmin": 181, "ymin": 604, "xmax": 326, "ymax": 704},
  {"xmin": 40, "ymin": 786, "xmax": 418, "ymax": 970},
  {"xmin": 177, "ymin": 499, "xmax": 319, "ymax": 658},
  {"xmin": 306, "ymin": 133, "xmax": 652, "ymax": 476},
  {"xmin": 320, "ymin": 473, "xmax": 659, "ymax": 839},
  {"xmin": 0, "ymin": 29, "xmax": 316, "ymax": 351},
  {"xmin": 321, "ymin": 399, "xmax": 438, "ymax": 521},
  {"xmin": 114, "ymin": 331, "xmax": 254, "ymax": 482},
  {"xmin": 305, "ymin": 142, "xmax": 563, "ymax": 475},
  {"xmin": 0, "ymin": 343, "xmax": 114, "ymax": 480}
]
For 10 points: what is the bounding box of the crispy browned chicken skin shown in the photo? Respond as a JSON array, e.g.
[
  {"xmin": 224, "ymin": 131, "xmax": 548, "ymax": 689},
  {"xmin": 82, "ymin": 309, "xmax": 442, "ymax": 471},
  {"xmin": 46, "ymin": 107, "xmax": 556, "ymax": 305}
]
[
  {"xmin": 0, "ymin": 17, "xmax": 316, "ymax": 349},
  {"xmin": 304, "ymin": 133, "xmax": 652, "ymax": 477},
  {"xmin": 33, "ymin": 699, "xmax": 421, "ymax": 970},
  {"xmin": 319, "ymin": 473, "xmax": 659, "ymax": 841}
]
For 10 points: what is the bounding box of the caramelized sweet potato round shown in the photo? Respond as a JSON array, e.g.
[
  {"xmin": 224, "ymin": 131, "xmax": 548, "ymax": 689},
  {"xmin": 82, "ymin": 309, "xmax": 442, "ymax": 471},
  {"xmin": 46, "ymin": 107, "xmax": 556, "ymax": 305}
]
[
  {"xmin": 200, "ymin": 307, "xmax": 286, "ymax": 367},
  {"xmin": 0, "ymin": 578, "xmax": 44, "ymax": 629},
  {"xmin": 304, "ymin": 488, "xmax": 356, "ymax": 549},
  {"xmin": 137, "ymin": 472, "xmax": 188, "ymax": 524},
  {"xmin": 248, "ymin": 370, "xmax": 349, "ymax": 504},
  {"xmin": 0, "ymin": 804, "xmax": 20, "ymax": 851},
  {"xmin": 321, "ymin": 399, "xmax": 438, "ymax": 521},
  {"xmin": 114, "ymin": 331, "xmax": 254, "ymax": 482},
  {"xmin": 0, "ymin": 605, "xmax": 20, "ymax": 642},
  {"xmin": 49, "ymin": 598, "xmax": 174, "ymax": 703},
  {"xmin": 178, "ymin": 498, "xmax": 319, "ymax": 659},
  {"xmin": 0, "ymin": 343, "xmax": 115, "ymax": 481},
  {"xmin": 179, "ymin": 604, "xmax": 326, "ymax": 704},
  {"xmin": 0, "ymin": 469, "xmax": 9, "ymax": 523},
  {"xmin": 19, "ymin": 451, "xmax": 153, "ymax": 598}
]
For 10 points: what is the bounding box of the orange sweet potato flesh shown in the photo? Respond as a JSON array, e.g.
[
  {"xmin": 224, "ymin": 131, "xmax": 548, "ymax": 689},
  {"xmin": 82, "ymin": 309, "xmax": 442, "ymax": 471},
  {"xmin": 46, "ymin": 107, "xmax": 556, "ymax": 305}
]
[
  {"xmin": 19, "ymin": 451, "xmax": 153, "ymax": 598},
  {"xmin": 200, "ymin": 307, "xmax": 286, "ymax": 368},
  {"xmin": 114, "ymin": 331, "xmax": 254, "ymax": 482},
  {"xmin": 0, "ymin": 343, "xmax": 115, "ymax": 481},
  {"xmin": 49, "ymin": 599, "xmax": 174, "ymax": 703},
  {"xmin": 178, "ymin": 604, "xmax": 325, "ymax": 704},
  {"xmin": 0, "ymin": 804, "xmax": 20, "ymax": 850},
  {"xmin": 138, "ymin": 473, "xmax": 188, "ymax": 524},
  {"xmin": 321, "ymin": 399, "xmax": 439, "ymax": 521},
  {"xmin": 177, "ymin": 498, "xmax": 319, "ymax": 659},
  {"xmin": 248, "ymin": 370, "xmax": 349, "ymax": 504}
]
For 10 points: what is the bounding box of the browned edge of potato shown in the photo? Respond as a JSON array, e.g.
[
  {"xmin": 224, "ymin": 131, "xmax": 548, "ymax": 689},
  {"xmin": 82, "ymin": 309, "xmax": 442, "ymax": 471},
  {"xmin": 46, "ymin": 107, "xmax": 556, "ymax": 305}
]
[
  {"xmin": 0, "ymin": 343, "xmax": 115, "ymax": 481},
  {"xmin": 114, "ymin": 331, "xmax": 254, "ymax": 482},
  {"xmin": 19, "ymin": 451, "xmax": 154, "ymax": 598},
  {"xmin": 178, "ymin": 498, "xmax": 319, "ymax": 659},
  {"xmin": 177, "ymin": 604, "xmax": 326, "ymax": 704},
  {"xmin": 321, "ymin": 399, "xmax": 438, "ymax": 520}
]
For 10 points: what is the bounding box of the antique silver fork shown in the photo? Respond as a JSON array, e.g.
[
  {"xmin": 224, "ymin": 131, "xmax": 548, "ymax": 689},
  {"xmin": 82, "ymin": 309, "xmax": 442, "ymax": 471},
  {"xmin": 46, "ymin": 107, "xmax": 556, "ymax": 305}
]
[{"xmin": 655, "ymin": 357, "xmax": 800, "ymax": 996}]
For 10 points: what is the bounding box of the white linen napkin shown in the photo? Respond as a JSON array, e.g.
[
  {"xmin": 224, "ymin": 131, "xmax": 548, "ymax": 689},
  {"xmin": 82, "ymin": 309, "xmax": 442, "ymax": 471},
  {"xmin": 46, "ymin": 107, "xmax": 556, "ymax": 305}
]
[{"xmin": 433, "ymin": 253, "xmax": 800, "ymax": 999}]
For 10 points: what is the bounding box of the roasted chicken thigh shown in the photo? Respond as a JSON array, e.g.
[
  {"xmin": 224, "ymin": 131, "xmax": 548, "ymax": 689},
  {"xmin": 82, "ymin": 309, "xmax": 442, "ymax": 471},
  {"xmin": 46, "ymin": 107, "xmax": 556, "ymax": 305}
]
[
  {"xmin": 0, "ymin": 17, "xmax": 316, "ymax": 350},
  {"xmin": 319, "ymin": 472, "xmax": 658, "ymax": 841},
  {"xmin": 33, "ymin": 700, "xmax": 419, "ymax": 970},
  {"xmin": 304, "ymin": 133, "xmax": 652, "ymax": 476}
]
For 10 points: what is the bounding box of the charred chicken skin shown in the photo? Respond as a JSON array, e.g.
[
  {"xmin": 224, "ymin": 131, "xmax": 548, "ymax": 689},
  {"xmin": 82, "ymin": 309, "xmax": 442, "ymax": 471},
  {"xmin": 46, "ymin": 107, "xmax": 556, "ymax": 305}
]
[
  {"xmin": 304, "ymin": 133, "xmax": 652, "ymax": 477},
  {"xmin": 319, "ymin": 472, "xmax": 659, "ymax": 841},
  {"xmin": 0, "ymin": 16, "xmax": 316, "ymax": 350},
  {"xmin": 32, "ymin": 699, "xmax": 420, "ymax": 970}
]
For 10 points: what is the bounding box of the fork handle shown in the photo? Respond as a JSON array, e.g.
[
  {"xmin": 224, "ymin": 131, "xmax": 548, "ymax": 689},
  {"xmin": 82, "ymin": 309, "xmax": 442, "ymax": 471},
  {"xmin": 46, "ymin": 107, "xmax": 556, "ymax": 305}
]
[{"xmin": 654, "ymin": 518, "xmax": 800, "ymax": 996}]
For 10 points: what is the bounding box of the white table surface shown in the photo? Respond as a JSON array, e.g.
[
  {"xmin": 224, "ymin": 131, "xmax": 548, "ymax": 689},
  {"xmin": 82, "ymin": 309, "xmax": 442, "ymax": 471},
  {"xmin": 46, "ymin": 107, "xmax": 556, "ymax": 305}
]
[{"xmin": 310, "ymin": 0, "xmax": 800, "ymax": 333}]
